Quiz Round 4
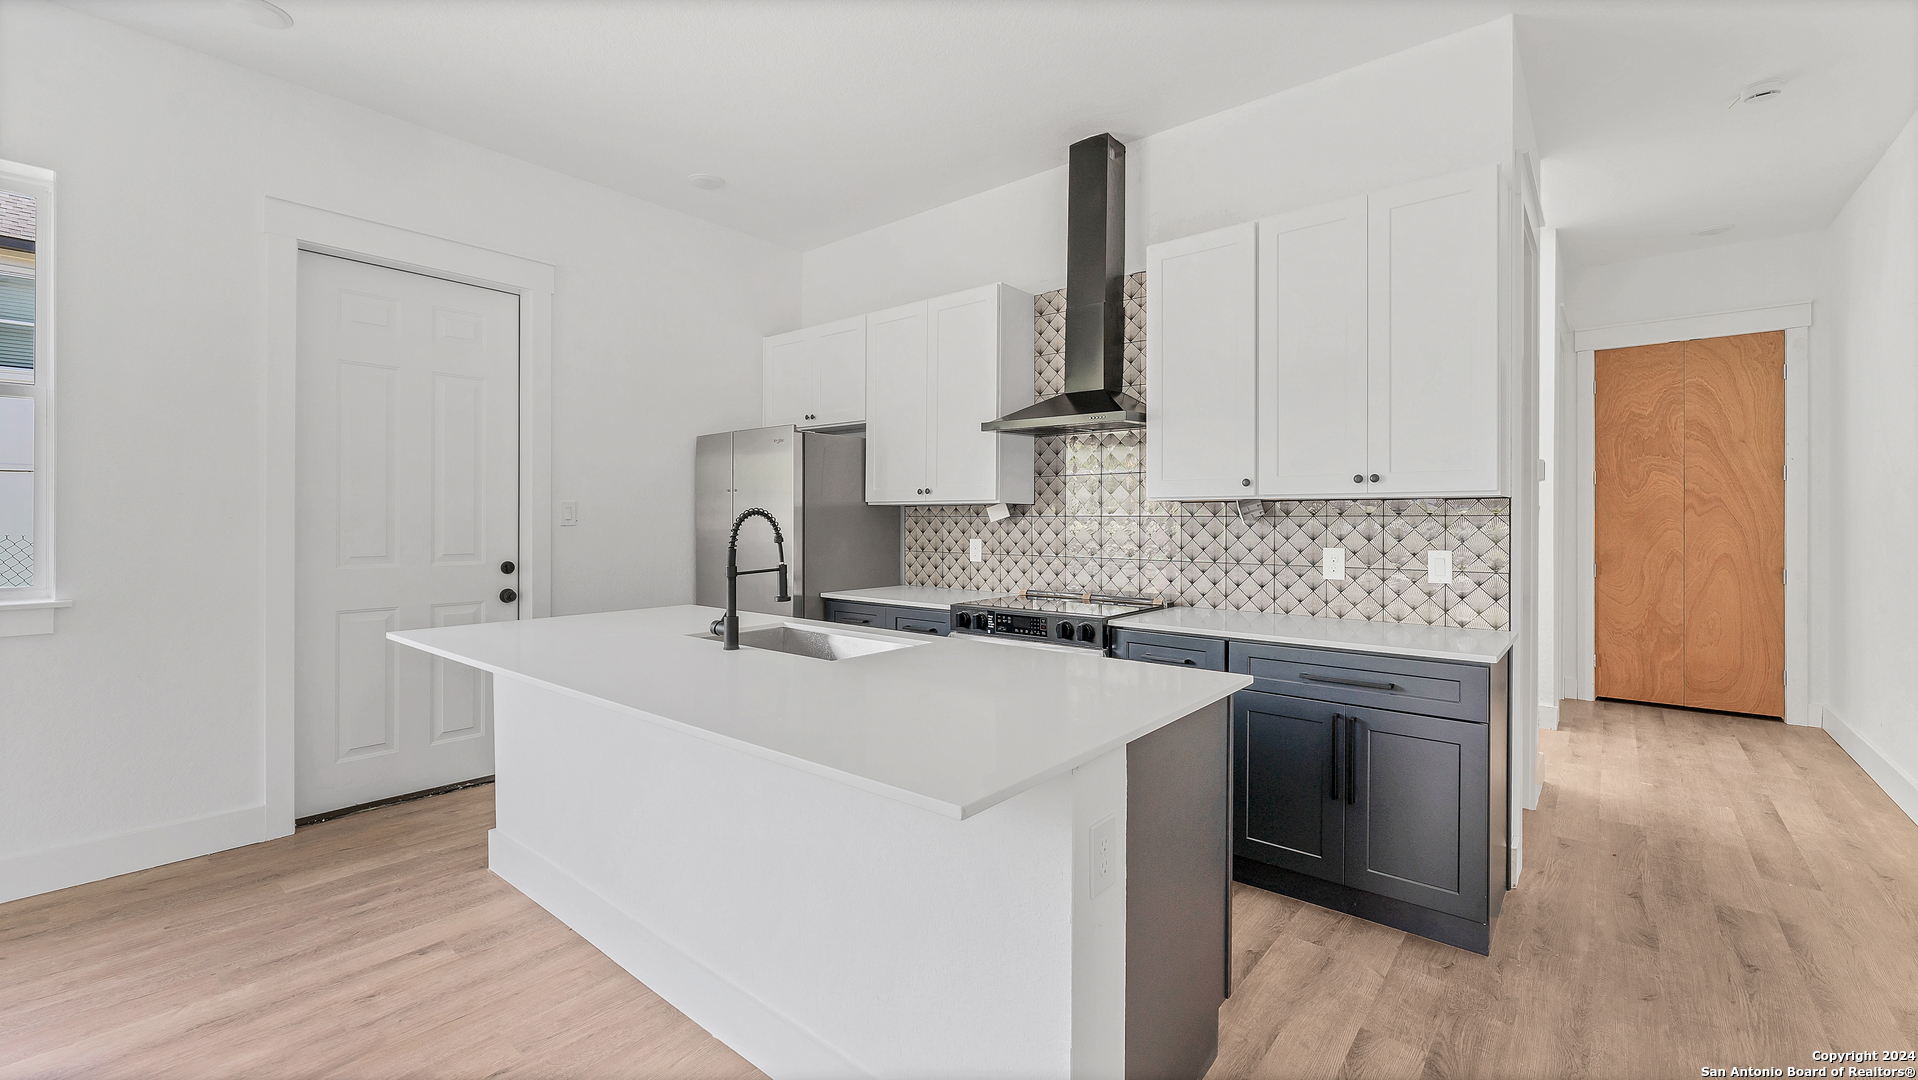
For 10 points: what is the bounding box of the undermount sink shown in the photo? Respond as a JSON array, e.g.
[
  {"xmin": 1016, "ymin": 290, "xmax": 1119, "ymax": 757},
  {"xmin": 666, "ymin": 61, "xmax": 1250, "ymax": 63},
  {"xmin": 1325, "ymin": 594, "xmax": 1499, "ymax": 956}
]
[{"xmin": 696, "ymin": 624, "xmax": 919, "ymax": 661}]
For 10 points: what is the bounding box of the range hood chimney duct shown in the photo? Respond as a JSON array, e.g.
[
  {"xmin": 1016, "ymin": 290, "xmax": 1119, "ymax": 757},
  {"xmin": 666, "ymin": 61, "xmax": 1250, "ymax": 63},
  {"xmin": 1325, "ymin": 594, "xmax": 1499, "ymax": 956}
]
[{"xmin": 982, "ymin": 133, "xmax": 1145, "ymax": 436}]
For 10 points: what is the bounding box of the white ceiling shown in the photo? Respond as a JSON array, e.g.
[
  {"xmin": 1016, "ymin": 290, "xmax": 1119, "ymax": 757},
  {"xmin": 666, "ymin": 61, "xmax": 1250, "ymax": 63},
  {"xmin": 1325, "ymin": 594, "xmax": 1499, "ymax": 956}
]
[{"xmin": 58, "ymin": 0, "xmax": 1918, "ymax": 268}]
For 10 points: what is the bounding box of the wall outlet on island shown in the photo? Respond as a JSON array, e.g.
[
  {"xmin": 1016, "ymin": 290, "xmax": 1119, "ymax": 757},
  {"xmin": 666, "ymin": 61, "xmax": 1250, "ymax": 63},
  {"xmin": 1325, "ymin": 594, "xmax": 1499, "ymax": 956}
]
[
  {"xmin": 1321, "ymin": 546, "xmax": 1346, "ymax": 581},
  {"xmin": 1090, "ymin": 815, "xmax": 1116, "ymax": 897},
  {"xmin": 969, "ymin": 538, "xmax": 983, "ymax": 563}
]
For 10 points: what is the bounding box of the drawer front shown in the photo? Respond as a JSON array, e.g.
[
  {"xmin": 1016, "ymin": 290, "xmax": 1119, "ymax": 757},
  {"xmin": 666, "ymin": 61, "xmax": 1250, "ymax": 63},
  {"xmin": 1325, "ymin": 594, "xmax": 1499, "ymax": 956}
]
[
  {"xmin": 1228, "ymin": 642, "xmax": 1487, "ymax": 722},
  {"xmin": 891, "ymin": 610, "xmax": 950, "ymax": 636},
  {"xmin": 824, "ymin": 601, "xmax": 887, "ymax": 628},
  {"xmin": 1112, "ymin": 629, "xmax": 1227, "ymax": 671}
]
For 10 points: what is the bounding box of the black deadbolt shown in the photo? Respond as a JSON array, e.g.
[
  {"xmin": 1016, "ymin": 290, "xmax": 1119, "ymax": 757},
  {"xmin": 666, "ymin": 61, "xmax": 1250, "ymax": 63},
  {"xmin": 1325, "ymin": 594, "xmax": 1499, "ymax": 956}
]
[
  {"xmin": 499, "ymin": 588, "xmax": 518, "ymax": 603},
  {"xmin": 500, "ymin": 560, "xmax": 516, "ymax": 575}
]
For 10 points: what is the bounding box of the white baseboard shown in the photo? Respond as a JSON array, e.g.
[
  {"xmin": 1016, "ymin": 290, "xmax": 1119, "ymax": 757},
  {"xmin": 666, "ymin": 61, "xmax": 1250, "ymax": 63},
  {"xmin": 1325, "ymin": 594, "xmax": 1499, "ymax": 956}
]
[
  {"xmin": 0, "ymin": 804, "xmax": 267, "ymax": 905},
  {"xmin": 1537, "ymin": 703, "xmax": 1559, "ymax": 730},
  {"xmin": 1821, "ymin": 705, "xmax": 1918, "ymax": 826},
  {"xmin": 488, "ymin": 829, "xmax": 871, "ymax": 1080}
]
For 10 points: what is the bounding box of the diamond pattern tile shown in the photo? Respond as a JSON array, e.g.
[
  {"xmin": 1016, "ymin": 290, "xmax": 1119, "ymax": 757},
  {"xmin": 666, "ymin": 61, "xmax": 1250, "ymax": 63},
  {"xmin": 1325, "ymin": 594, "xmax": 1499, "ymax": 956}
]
[{"xmin": 910, "ymin": 274, "xmax": 1509, "ymax": 622}]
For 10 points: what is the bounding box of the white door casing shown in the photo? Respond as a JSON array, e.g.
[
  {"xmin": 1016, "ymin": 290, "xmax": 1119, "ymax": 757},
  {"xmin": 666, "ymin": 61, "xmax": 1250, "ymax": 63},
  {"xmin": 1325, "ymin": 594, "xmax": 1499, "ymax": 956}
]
[{"xmin": 295, "ymin": 251, "xmax": 519, "ymax": 817}]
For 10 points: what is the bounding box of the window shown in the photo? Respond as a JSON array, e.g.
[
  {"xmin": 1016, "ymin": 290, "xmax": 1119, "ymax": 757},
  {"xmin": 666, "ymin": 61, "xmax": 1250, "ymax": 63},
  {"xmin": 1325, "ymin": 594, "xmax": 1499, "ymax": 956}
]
[{"xmin": 0, "ymin": 161, "xmax": 53, "ymax": 607}]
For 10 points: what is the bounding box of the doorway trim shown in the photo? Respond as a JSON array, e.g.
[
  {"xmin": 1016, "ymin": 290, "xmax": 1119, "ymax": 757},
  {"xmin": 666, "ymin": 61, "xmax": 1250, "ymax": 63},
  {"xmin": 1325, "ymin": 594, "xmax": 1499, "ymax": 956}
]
[
  {"xmin": 1571, "ymin": 302, "xmax": 1811, "ymax": 726},
  {"xmin": 261, "ymin": 198, "xmax": 555, "ymax": 837}
]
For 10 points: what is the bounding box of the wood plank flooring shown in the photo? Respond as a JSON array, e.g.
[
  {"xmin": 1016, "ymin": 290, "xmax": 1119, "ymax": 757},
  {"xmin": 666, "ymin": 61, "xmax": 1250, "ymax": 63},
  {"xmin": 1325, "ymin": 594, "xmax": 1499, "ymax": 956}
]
[{"xmin": 4, "ymin": 699, "xmax": 1914, "ymax": 1079}]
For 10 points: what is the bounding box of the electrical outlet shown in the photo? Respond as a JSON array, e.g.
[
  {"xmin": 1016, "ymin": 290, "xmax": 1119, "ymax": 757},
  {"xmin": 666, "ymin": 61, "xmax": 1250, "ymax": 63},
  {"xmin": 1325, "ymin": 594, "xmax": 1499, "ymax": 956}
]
[
  {"xmin": 1090, "ymin": 815, "xmax": 1117, "ymax": 897},
  {"xmin": 1321, "ymin": 546, "xmax": 1346, "ymax": 581},
  {"xmin": 559, "ymin": 501, "xmax": 579, "ymax": 527},
  {"xmin": 1426, "ymin": 548, "xmax": 1453, "ymax": 584},
  {"xmin": 969, "ymin": 538, "xmax": 983, "ymax": 563}
]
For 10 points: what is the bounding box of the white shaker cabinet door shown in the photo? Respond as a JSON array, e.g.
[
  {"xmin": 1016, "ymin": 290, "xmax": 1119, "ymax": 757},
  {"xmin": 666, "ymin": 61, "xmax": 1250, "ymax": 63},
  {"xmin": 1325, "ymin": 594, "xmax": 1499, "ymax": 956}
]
[
  {"xmin": 1257, "ymin": 196, "xmax": 1369, "ymax": 499},
  {"xmin": 927, "ymin": 286, "xmax": 1003, "ymax": 503},
  {"xmin": 1146, "ymin": 221, "xmax": 1259, "ymax": 502},
  {"xmin": 1365, "ymin": 166, "xmax": 1501, "ymax": 496},
  {"xmin": 865, "ymin": 300, "xmax": 931, "ymax": 503},
  {"xmin": 762, "ymin": 327, "xmax": 816, "ymax": 429},
  {"xmin": 809, "ymin": 316, "xmax": 868, "ymax": 428}
]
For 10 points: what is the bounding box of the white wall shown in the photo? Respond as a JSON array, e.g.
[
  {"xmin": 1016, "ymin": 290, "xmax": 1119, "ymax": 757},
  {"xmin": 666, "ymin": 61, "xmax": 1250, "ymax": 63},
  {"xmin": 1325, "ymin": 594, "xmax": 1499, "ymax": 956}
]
[
  {"xmin": 1815, "ymin": 109, "xmax": 1918, "ymax": 822},
  {"xmin": 0, "ymin": 0, "xmax": 797, "ymax": 893},
  {"xmin": 801, "ymin": 17, "xmax": 1520, "ymax": 324},
  {"xmin": 1565, "ymin": 230, "xmax": 1823, "ymax": 330}
]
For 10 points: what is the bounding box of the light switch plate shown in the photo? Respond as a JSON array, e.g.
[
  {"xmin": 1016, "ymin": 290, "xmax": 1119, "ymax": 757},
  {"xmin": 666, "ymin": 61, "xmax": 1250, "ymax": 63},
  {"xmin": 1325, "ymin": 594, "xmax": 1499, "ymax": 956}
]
[
  {"xmin": 1427, "ymin": 548, "xmax": 1453, "ymax": 584},
  {"xmin": 1090, "ymin": 815, "xmax": 1117, "ymax": 897},
  {"xmin": 969, "ymin": 538, "xmax": 983, "ymax": 563},
  {"xmin": 559, "ymin": 501, "xmax": 579, "ymax": 527},
  {"xmin": 1322, "ymin": 546, "xmax": 1346, "ymax": 581}
]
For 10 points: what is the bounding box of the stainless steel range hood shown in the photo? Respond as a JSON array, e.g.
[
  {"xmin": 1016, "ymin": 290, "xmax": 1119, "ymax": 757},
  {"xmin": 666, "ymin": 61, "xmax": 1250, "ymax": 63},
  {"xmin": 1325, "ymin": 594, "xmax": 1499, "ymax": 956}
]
[{"xmin": 982, "ymin": 133, "xmax": 1144, "ymax": 437}]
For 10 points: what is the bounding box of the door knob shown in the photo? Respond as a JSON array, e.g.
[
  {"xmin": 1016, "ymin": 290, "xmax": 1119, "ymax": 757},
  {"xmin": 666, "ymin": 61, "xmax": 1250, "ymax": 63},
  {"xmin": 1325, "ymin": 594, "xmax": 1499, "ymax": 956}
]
[
  {"xmin": 1353, "ymin": 474, "xmax": 1364, "ymax": 484},
  {"xmin": 1369, "ymin": 473, "xmax": 1381, "ymax": 483},
  {"xmin": 1241, "ymin": 478, "xmax": 1251, "ymax": 487},
  {"xmin": 500, "ymin": 560, "xmax": 516, "ymax": 574},
  {"xmin": 499, "ymin": 588, "xmax": 518, "ymax": 603}
]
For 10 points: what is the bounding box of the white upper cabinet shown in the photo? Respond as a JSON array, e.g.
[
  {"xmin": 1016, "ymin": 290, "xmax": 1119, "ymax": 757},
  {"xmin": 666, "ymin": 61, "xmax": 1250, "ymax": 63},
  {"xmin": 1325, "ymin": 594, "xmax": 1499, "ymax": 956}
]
[
  {"xmin": 1145, "ymin": 222, "xmax": 1259, "ymax": 501},
  {"xmin": 866, "ymin": 283, "xmax": 1034, "ymax": 505},
  {"xmin": 761, "ymin": 315, "xmax": 867, "ymax": 430},
  {"xmin": 1365, "ymin": 166, "xmax": 1501, "ymax": 496},
  {"xmin": 1257, "ymin": 196, "xmax": 1369, "ymax": 498},
  {"xmin": 1152, "ymin": 165, "xmax": 1505, "ymax": 501},
  {"xmin": 864, "ymin": 301, "xmax": 930, "ymax": 503}
]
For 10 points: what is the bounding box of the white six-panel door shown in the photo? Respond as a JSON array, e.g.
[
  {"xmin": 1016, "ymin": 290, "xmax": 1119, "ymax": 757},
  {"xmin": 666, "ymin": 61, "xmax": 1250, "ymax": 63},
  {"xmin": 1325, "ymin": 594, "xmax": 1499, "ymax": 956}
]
[{"xmin": 295, "ymin": 251, "xmax": 519, "ymax": 818}]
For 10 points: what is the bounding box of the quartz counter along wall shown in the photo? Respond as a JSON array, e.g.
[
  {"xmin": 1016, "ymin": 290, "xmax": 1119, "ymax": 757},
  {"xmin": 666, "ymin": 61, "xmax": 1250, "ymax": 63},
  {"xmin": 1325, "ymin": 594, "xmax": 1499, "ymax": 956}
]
[{"xmin": 902, "ymin": 274, "xmax": 1512, "ymax": 630}]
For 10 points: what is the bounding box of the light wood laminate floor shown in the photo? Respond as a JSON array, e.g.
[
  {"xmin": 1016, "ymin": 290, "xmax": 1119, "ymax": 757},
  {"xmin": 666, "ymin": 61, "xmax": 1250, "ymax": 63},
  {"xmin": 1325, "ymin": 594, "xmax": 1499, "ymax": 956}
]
[{"xmin": 4, "ymin": 700, "xmax": 1915, "ymax": 1079}]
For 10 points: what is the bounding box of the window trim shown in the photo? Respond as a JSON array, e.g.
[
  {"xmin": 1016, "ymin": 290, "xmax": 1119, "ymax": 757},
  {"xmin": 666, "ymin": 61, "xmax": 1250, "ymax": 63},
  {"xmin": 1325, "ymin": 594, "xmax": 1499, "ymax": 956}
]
[{"xmin": 0, "ymin": 159, "xmax": 61, "ymax": 633}]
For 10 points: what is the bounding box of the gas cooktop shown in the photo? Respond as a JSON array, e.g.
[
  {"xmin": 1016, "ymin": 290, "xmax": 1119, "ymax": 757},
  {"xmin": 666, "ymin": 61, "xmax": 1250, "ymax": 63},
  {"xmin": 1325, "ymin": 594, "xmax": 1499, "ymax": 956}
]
[{"xmin": 949, "ymin": 590, "xmax": 1169, "ymax": 650}]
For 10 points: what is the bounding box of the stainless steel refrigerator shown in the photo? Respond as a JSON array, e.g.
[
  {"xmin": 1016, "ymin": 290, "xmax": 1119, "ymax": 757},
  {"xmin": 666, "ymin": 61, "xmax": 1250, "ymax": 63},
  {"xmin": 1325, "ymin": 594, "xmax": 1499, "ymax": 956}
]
[{"xmin": 695, "ymin": 426, "xmax": 901, "ymax": 621}]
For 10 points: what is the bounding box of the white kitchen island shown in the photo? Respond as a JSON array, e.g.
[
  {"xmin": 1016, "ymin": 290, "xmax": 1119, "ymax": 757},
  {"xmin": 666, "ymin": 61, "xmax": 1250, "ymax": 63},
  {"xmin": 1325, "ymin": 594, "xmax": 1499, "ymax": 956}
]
[{"xmin": 390, "ymin": 605, "xmax": 1250, "ymax": 1080}]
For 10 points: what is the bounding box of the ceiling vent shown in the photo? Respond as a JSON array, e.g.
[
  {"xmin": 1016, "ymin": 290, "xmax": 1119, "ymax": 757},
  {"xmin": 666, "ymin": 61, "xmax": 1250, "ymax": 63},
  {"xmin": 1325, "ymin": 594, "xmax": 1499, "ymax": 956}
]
[{"xmin": 1730, "ymin": 80, "xmax": 1785, "ymax": 108}]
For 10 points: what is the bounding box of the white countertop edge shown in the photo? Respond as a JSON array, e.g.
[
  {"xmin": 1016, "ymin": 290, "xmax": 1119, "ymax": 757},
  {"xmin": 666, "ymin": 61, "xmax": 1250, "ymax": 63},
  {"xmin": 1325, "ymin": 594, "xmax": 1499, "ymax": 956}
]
[
  {"xmin": 388, "ymin": 625, "xmax": 1250, "ymax": 820},
  {"xmin": 1112, "ymin": 608, "xmax": 1514, "ymax": 665},
  {"xmin": 816, "ymin": 586, "xmax": 1002, "ymax": 611}
]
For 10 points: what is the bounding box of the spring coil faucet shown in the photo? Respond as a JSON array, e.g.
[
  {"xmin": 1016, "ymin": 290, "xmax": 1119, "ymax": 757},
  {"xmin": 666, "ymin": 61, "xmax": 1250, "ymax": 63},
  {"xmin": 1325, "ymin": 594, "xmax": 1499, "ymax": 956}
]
[{"xmin": 712, "ymin": 508, "xmax": 792, "ymax": 650}]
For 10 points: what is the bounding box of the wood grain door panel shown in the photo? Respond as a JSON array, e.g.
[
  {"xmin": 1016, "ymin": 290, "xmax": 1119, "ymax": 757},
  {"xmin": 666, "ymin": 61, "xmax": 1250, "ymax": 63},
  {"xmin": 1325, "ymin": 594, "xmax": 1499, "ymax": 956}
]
[
  {"xmin": 1595, "ymin": 341, "xmax": 1687, "ymax": 705},
  {"xmin": 1683, "ymin": 332, "xmax": 1785, "ymax": 716},
  {"xmin": 1594, "ymin": 332, "xmax": 1785, "ymax": 717}
]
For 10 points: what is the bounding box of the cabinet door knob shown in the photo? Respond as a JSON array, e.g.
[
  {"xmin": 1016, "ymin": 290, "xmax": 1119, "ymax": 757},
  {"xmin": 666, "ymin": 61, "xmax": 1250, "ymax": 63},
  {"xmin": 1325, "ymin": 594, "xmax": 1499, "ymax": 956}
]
[
  {"xmin": 1369, "ymin": 473, "xmax": 1381, "ymax": 483},
  {"xmin": 1353, "ymin": 474, "xmax": 1364, "ymax": 484},
  {"xmin": 499, "ymin": 588, "xmax": 518, "ymax": 603},
  {"xmin": 1241, "ymin": 478, "xmax": 1251, "ymax": 487},
  {"xmin": 500, "ymin": 560, "xmax": 515, "ymax": 575}
]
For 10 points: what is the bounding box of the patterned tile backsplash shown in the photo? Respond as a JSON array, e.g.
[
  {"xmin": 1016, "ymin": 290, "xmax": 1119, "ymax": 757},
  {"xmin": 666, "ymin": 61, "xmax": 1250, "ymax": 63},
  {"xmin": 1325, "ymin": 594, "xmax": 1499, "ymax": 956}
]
[{"xmin": 902, "ymin": 274, "xmax": 1511, "ymax": 630}]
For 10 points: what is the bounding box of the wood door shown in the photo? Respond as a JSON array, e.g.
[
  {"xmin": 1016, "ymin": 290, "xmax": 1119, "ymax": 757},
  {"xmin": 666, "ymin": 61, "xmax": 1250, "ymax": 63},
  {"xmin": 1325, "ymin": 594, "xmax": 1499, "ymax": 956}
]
[
  {"xmin": 1364, "ymin": 166, "xmax": 1501, "ymax": 496},
  {"xmin": 1595, "ymin": 340, "xmax": 1687, "ymax": 706},
  {"xmin": 1594, "ymin": 332, "xmax": 1784, "ymax": 716},
  {"xmin": 1256, "ymin": 196, "xmax": 1370, "ymax": 499},
  {"xmin": 1145, "ymin": 222, "xmax": 1258, "ymax": 501},
  {"xmin": 1684, "ymin": 332, "xmax": 1785, "ymax": 715},
  {"xmin": 295, "ymin": 252, "xmax": 518, "ymax": 818}
]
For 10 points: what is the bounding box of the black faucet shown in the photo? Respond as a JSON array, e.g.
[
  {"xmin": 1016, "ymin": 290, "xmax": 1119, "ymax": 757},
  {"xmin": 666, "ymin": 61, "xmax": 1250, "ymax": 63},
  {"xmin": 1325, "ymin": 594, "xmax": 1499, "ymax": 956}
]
[{"xmin": 711, "ymin": 507, "xmax": 791, "ymax": 650}]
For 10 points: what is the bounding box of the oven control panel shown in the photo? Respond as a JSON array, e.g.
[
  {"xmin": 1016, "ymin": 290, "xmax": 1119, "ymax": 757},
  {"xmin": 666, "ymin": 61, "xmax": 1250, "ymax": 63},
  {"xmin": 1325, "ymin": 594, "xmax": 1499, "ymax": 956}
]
[{"xmin": 951, "ymin": 607, "xmax": 1107, "ymax": 650}]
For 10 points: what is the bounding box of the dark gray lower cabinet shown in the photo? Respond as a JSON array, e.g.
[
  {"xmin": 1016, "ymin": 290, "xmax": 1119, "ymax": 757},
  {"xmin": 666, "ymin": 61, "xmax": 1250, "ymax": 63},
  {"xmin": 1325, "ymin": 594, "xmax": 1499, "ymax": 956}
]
[
  {"xmin": 821, "ymin": 599, "xmax": 951, "ymax": 636},
  {"xmin": 1235, "ymin": 692, "xmax": 1344, "ymax": 884}
]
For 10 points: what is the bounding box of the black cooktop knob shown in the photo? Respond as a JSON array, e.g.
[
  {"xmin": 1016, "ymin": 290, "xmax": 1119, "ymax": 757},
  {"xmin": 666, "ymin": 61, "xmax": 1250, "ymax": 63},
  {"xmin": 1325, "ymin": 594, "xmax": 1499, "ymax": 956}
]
[
  {"xmin": 1079, "ymin": 622, "xmax": 1097, "ymax": 643},
  {"xmin": 1055, "ymin": 621, "xmax": 1073, "ymax": 639}
]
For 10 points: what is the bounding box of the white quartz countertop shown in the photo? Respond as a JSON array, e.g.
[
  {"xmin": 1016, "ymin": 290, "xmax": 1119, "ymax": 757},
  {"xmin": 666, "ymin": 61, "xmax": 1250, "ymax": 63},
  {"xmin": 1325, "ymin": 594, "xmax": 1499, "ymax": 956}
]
[
  {"xmin": 1113, "ymin": 607, "xmax": 1514, "ymax": 665},
  {"xmin": 390, "ymin": 606, "xmax": 1248, "ymax": 820},
  {"xmin": 816, "ymin": 585, "xmax": 1002, "ymax": 610}
]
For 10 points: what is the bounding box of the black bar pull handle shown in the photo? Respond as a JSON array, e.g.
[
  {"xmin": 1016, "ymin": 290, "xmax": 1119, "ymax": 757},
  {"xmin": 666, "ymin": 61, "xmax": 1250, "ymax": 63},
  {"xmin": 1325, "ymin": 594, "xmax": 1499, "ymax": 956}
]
[
  {"xmin": 1138, "ymin": 651, "xmax": 1198, "ymax": 666},
  {"xmin": 1329, "ymin": 712, "xmax": 1342, "ymax": 802},
  {"xmin": 1299, "ymin": 671, "xmax": 1400, "ymax": 692},
  {"xmin": 1347, "ymin": 715, "xmax": 1359, "ymax": 805}
]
